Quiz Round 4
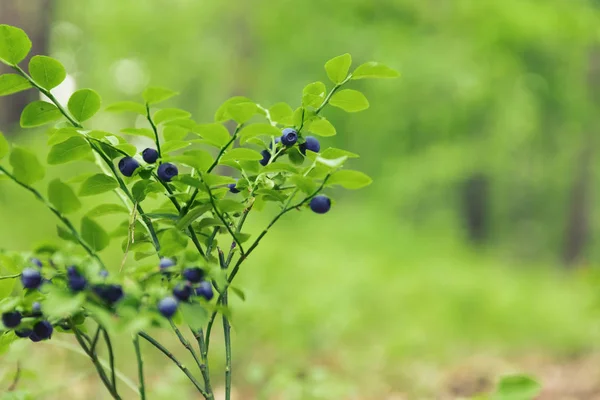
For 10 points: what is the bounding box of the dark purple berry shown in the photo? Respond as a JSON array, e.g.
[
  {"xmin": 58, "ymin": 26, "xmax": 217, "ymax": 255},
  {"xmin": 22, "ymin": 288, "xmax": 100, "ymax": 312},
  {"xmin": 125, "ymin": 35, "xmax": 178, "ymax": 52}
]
[
  {"xmin": 157, "ymin": 163, "xmax": 178, "ymax": 182},
  {"xmin": 309, "ymin": 195, "xmax": 331, "ymax": 214},
  {"xmin": 158, "ymin": 297, "xmax": 178, "ymax": 318},
  {"xmin": 30, "ymin": 257, "xmax": 42, "ymax": 268},
  {"xmin": 118, "ymin": 157, "xmax": 140, "ymax": 177},
  {"xmin": 69, "ymin": 275, "xmax": 87, "ymax": 292},
  {"xmin": 228, "ymin": 183, "xmax": 240, "ymax": 193},
  {"xmin": 33, "ymin": 321, "xmax": 53, "ymax": 340},
  {"xmin": 300, "ymin": 136, "xmax": 321, "ymax": 155},
  {"xmin": 21, "ymin": 268, "xmax": 42, "ymax": 289},
  {"xmin": 173, "ymin": 283, "xmax": 192, "ymax": 302},
  {"xmin": 142, "ymin": 148, "xmax": 159, "ymax": 164},
  {"xmin": 94, "ymin": 284, "xmax": 124, "ymax": 305},
  {"xmin": 182, "ymin": 267, "xmax": 204, "ymax": 283},
  {"xmin": 15, "ymin": 329, "xmax": 32, "ymax": 338},
  {"xmin": 29, "ymin": 332, "xmax": 42, "ymax": 342},
  {"xmin": 159, "ymin": 257, "xmax": 175, "ymax": 270},
  {"xmin": 31, "ymin": 302, "xmax": 42, "ymax": 316},
  {"xmin": 259, "ymin": 149, "xmax": 271, "ymax": 166},
  {"xmin": 195, "ymin": 281, "xmax": 214, "ymax": 301},
  {"xmin": 281, "ymin": 128, "xmax": 298, "ymax": 147},
  {"xmin": 2, "ymin": 311, "xmax": 22, "ymax": 328}
]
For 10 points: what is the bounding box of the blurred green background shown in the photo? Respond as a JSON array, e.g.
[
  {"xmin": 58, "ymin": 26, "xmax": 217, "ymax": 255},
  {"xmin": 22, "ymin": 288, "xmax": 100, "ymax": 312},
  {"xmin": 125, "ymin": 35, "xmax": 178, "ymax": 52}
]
[{"xmin": 2, "ymin": 0, "xmax": 600, "ymax": 398}]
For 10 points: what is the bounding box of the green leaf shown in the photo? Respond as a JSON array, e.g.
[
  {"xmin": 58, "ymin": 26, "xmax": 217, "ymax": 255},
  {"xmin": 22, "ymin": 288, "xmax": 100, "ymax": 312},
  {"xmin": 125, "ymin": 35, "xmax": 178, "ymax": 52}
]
[
  {"xmin": 121, "ymin": 128, "xmax": 155, "ymax": 139},
  {"xmin": 81, "ymin": 217, "xmax": 110, "ymax": 251},
  {"xmin": 28, "ymin": 55, "xmax": 66, "ymax": 90},
  {"xmin": 351, "ymin": 62, "xmax": 400, "ymax": 80},
  {"xmin": 170, "ymin": 150, "xmax": 214, "ymax": 172},
  {"xmin": 0, "ymin": 24, "xmax": 32, "ymax": 65},
  {"xmin": 230, "ymin": 286, "xmax": 246, "ymax": 301},
  {"xmin": 0, "ymin": 131, "xmax": 8, "ymax": 160},
  {"xmin": 162, "ymin": 140, "xmax": 190, "ymax": 154},
  {"xmin": 180, "ymin": 302, "xmax": 209, "ymax": 331},
  {"xmin": 176, "ymin": 204, "xmax": 212, "ymax": 230},
  {"xmin": 159, "ymin": 229, "xmax": 188, "ymax": 257},
  {"xmin": 0, "ymin": 73, "xmax": 31, "ymax": 96},
  {"xmin": 238, "ymin": 123, "xmax": 281, "ymax": 144},
  {"xmin": 325, "ymin": 53, "xmax": 352, "ymax": 84},
  {"xmin": 105, "ymin": 101, "xmax": 146, "ymax": 115},
  {"xmin": 289, "ymin": 175, "xmax": 317, "ymax": 194},
  {"xmin": 79, "ymin": 174, "xmax": 119, "ymax": 196},
  {"xmin": 329, "ymin": 89, "xmax": 369, "ymax": 112},
  {"xmin": 268, "ymin": 102, "xmax": 294, "ymax": 124},
  {"xmin": 218, "ymin": 199, "xmax": 246, "ymax": 213},
  {"xmin": 262, "ymin": 162, "xmax": 299, "ymax": 174},
  {"xmin": 48, "ymin": 179, "xmax": 81, "ymax": 214},
  {"xmin": 163, "ymin": 126, "xmax": 188, "ymax": 142},
  {"xmin": 20, "ymin": 101, "xmax": 62, "ymax": 128},
  {"xmin": 292, "ymin": 107, "xmax": 305, "ymax": 128},
  {"xmin": 307, "ymin": 118, "xmax": 336, "ymax": 137},
  {"xmin": 302, "ymin": 81, "xmax": 327, "ymax": 108},
  {"xmin": 47, "ymin": 136, "xmax": 92, "ymax": 165},
  {"xmin": 143, "ymin": 87, "xmax": 178, "ymax": 105},
  {"xmin": 228, "ymin": 102, "xmax": 257, "ymax": 124},
  {"xmin": 316, "ymin": 155, "xmax": 347, "ymax": 169},
  {"xmin": 214, "ymin": 96, "xmax": 253, "ymax": 122},
  {"xmin": 47, "ymin": 127, "xmax": 80, "ymax": 145},
  {"xmin": 320, "ymin": 147, "xmax": 359, "ymax": 159},
  {"xmin": 9, "ymin": 147, "xmax": 44, "ymax": 185},
  {"xmin": 42, "ymin": 286, "xmax": 85, "ymax": 319},
  {"xmin": 154, "ymin": 108, "xmax": 191, "ymax": 125},
  {"xmin": 86, "ymin": 204, "xmax": 129, "ymax": 218},
  {"xmin": 494, "ymin": 374, "xmax": 541, "ymax": 400},
  {"xmin": 221, "ymin": 148, "xmax": 263, "ymax": 162},
  {"xmin": 192, "ymin": 123, "xmax": 231, "ymax": 147},
  {"xmin": 68, "ymin": 89, "xmax": 101, "ymax": 122},
  {"xmin": 328, "ymin": 170, "xmax": 372, "ymax": 189},
  {"xmin": 115, "ymin": 143, "xmax": 137, "ymax": 157}
]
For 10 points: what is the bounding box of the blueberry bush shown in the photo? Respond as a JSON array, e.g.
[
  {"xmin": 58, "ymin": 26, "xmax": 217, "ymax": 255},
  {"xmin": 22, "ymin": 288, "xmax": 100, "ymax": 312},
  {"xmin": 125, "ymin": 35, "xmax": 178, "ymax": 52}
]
[{"xmin": 0, "ymin": 24, "xmax": 398, "ymax": 399}]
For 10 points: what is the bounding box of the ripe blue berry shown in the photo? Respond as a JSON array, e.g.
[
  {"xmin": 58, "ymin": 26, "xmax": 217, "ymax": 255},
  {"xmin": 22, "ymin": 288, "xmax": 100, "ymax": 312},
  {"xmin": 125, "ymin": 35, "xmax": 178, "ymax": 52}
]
[
  {"xmin": 94, "ymin": 284, "xmax": 124, "ymax": 305},
  {"xmin": 160, "ymin": 257, "xmax": 175, "ymax": 269},
  {"xmin": 33, "ymin": 320, "xmax": 53, "ymax": 340},
  {"xmin": 2, "ymin": 311, "xmax": 22, "ymax": 328},
  {"xmin": 173, "ymin": 283, "xmax": 192, "ymax": 302},
  {"xmin": 281, "ymin": 128, "xmax": 298, "ymax": 147},
  {"xmin": 69, "ymin": 275, "xmax": 87, "ymax": 292},
  {"xmin": 29, "ymin": 332, "xmax": 42, "ymax": 342},
  {"xmin": 31, "ymin": 302, "xmax": 42, "ymax": 316},
  {"xmin": 182, "ymin": 267, "xmax": 204, "ymax": 283},
  {"xmin": 157, "ymin": 162, "xmax": 179, "ymax": 182},
  {"xmin": 228, "ymin": 183, "xmax": 240, "ymax": 193},
  {"xmin": 21, "ymin": 268, "xmax": 42, "ymax": 289},
  {"xmin": 195, "ymin": 281, "xmax": 214, "ymax": 301},
  {"xmin": 30, "ymin": 257, "xmax": 42, "ymax": 268},
  {"xmin": 158, "ymin": 297, "xmax": 178, "ymax": 318},
  {"xmin": 118, "ymin": 157, "xmax": 140, "ymax": 177},
  {"xmin": 259, "ymin": 149, "xmax": 271, "ymax": 166},
  {"xmin": 309, "ymin": 195, "xmax": 331, "ymax": 214},
  {"xmin": 142, "ymin": 148, "xmax": 159, "ymax": 164},
  {"xmin": 300, "ymin": 136, "xmax": 321, "ymax": 155},
  {"xmin": 15, "ymin": 329, "xmax": 32, "ymax": 338}
]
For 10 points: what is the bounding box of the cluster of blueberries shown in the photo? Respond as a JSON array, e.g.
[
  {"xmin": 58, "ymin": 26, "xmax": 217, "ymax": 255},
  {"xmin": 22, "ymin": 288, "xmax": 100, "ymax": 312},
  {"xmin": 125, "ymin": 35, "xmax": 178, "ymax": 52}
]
[
  {"xmin": 157, "ymin": 257, "xmax": 214, "ymax": 318},
  {"xmin": 2, "ymin": 300, "xmax": 53, "ymax": 342},
  {"xmin": 259, "ymin": 128, "xmax": 321, "ymax": 167},
  {"xmin": 118, "ymin": 147, "xmax": 179, "ymax": 182}
]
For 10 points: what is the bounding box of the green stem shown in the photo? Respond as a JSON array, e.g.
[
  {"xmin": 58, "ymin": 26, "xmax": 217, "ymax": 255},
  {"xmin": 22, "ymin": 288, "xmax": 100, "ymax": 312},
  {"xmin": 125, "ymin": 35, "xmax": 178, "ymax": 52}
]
[
  {"xmin": 0, "ymin": 165, "xmax": 106, "ymax": 269},
  {"xmin": 146, "ymin": 103, "xmax": 162, "ymax": 157},
  {"xmin": 0, "ymin": 273, "xmax": 21, "ymax": 281},
  {"xmin": 102, "ymin": 328, "xmax": 117, "ymax": 393},
  {"xmin": 222, "ymin": 288, "xmax": 232, "ymax": 400},
  {"xmin": 133, "ymin": 336, "xmax": 146, "ymax": 400},
  {"xmin": 169, "ymin": 321, "xmax": 206, "ymax": 374},
  {"xmin": 138, "ymin": 331, "xmax": 209, "ymax": 397},
  {"xmin": 192, "ymin": 328, "xmax": 215, "ymax": 400}
]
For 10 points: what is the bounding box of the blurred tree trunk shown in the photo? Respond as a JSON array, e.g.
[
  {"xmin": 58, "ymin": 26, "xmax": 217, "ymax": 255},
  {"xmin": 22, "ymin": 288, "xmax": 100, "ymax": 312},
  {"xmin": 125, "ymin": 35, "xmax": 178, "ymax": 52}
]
[
  {"xmin": 461, "ymin": 173, "xmax": 489, "ymax": 244},
  {"xmin": 0, "ymin": 0, "xmax": 54, "ymax": 130}
]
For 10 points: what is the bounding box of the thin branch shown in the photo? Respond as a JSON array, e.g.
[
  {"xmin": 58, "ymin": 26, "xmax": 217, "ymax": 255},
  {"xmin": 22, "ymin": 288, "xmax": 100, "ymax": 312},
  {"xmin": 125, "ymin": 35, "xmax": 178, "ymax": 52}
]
[
  {"xmin": 0, "ymin": 273, "xmax": 21, "ymax": 281},
  {"xmin": 192, "ymin": 328, "xmax": 215, "ymax": 400},
  {"xmin": 7, "ymin": 362, "xmax": 21, "ymax": 391},
  {"xmin": 102, "ymin": 328, "xmax": 118, "ymax": 393},
  {"xmin": 133, "ymin": 335, "xmax": 146, "ymax": 400},
  {"xmin": 146, "ymin": 103, "xmax": 162, "ymax": 157}
]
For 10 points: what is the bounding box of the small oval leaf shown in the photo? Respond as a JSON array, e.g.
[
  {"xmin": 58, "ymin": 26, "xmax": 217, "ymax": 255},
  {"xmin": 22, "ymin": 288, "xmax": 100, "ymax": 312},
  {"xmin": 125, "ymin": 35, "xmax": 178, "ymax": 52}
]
[
  {"xmin": 20, "ymin": 101, "xmax": 62, "ymax": 128},
  {"xmin": 329, "ymin": 89, "xmax": 369, "ymax": 113},
  {"xmin": 28, "ymin": 55, "xmax": 66, "ymax": 90},
  {"xmin": 68, "ymin": 89, "xmax": 101, "ymax": 122}
]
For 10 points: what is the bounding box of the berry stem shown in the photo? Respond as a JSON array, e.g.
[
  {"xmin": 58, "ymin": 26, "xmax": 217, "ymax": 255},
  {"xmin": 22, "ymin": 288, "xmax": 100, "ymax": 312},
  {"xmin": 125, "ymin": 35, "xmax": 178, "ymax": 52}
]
[
  {"xmin": 0, "ymin": 165, "xmax": 106, "ymax": 269},
  {"xmin": 138, "ymin": 331, "xmax": 209, "ymax": 397},
  {"xmin": 0, "ymin": 273, "xmax": 21, "ymax": 281},
  {"xmin": 133, "ymin": 335, "xmax": 147, "ymax": 400},
  {"xmin": 145, "ymin": 103, "xmax": 162, "ymax": 158},
  {"xmin": 192, "ymin": 328, "xmax": 215, "ymax": 399},
  {"xmin": 102, "ymin": 328, "xmax": 118, "ymax": 394}
]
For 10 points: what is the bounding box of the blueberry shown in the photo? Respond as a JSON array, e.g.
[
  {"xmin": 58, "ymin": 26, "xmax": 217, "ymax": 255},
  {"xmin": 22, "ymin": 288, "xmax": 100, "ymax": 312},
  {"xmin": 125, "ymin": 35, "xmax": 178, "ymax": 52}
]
[
  {"xmin": 173, "ymin": 283, "xmax": 192, "ymax": 302},
  {"xmin": 2, "ymin": 311, "xmax": 22, "ymax": 328},
  {"xmin": 99, "ymin": 270, "xmax": 109, "ymax": 278},
  {"xmin": 15, "ymin": 329, "xmax": 32, "ymax": 338},
  {"xmin": 182, "ymin": 267, "xmax": 204, "ymax": 283},
  {"xmin": 94, "ymin": 284, "xmax": 124, "ymax": 305},
  {"xmin": 228, "ymin": 182, "xmax": 240, "ymax": 194},
  {"xmin": 29, "ymin": 332, "xmax": 42, "ymax": 342},
  {"xmin": 299, "ymin": 136, "xmax": 321, "ymax": 155},
  {"xmin": 195, "ymin": 281, "xmax": 214, "ymax": 301},
  {"xmin": 142, "ymin": 148, "xmax": 159, "ymax": 164},
  {"xmin": 31, "ymin": 302, "xmax": 42, "ymax": 316},
  {"xmin": 21, "ymin": 268, "xmax": 42, "ymax": 289},
  {"xmin": 33, "ymin": 320, "xmax": 53, "ymax": 340},
  {"xmin": 157, "ymin": 163, "xmax": 179, "ymax": 182},
  {"xmin": 66, "ymin": 266, "xmax": 78, "ymax": 277},
  {"xmin": 159, "ymin": 257, "xmax": 175, "ymax": 269},
  {"xmin": 259, "ymin": 149, "xmax": 271, "ymax": 166},
  {"xmin": 309, "ymin": 195, "xmax": 331, "ymax": 214},
  {"xmin": 281, "ymin": 128, "xmax": 298, "ymax": 147},
  {"xmin": 30, "ymin": 257, "xmax": 42, "ymax": 268},
  {"xmin": 158, "ymin": 297, "xmax": 178, "ymax": 318},
  {"xmin": 69, "ymin": 275, "xmax": 87, "ymax": 292},
  {"xmin": 118, "ymin": 157, "xmax": 140, "ymax": 177}
]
